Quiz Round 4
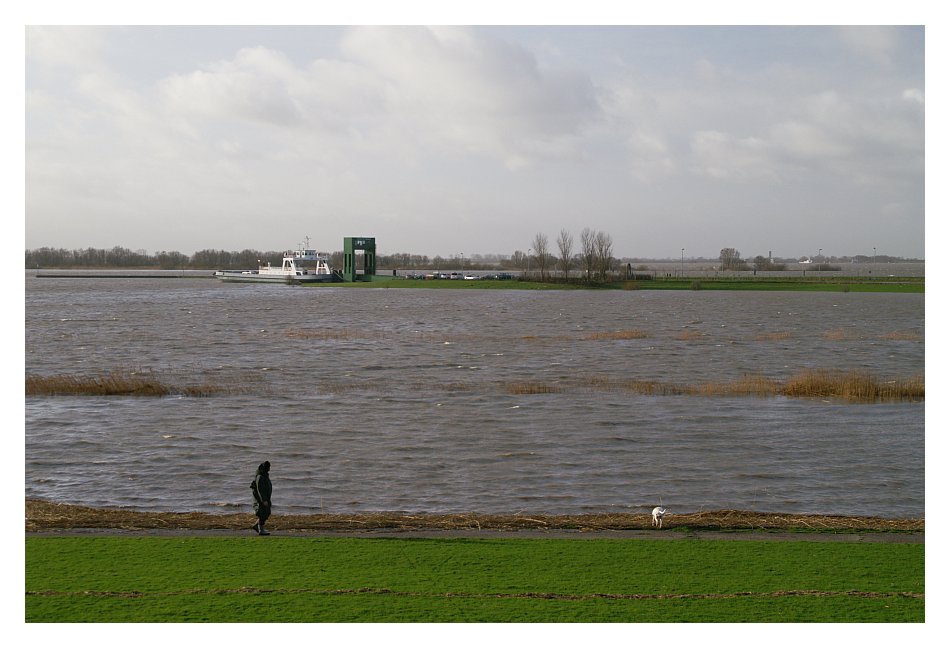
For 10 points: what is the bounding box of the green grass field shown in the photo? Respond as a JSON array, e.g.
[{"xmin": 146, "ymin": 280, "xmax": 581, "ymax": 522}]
[{"xmin": 25, "ymin": 536, "xmax": 924, "ymax": 622}]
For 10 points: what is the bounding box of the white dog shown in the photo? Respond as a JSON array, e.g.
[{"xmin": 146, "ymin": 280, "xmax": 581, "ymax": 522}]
[{"xmin": 652, "ymin": 506, "xmax": 667, "ymax": 528}]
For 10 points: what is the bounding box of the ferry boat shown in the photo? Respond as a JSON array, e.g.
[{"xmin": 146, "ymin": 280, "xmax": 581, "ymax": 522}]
[{"xmin": 214, "ymin": 243, "xmax": 339, "ymax": 284}]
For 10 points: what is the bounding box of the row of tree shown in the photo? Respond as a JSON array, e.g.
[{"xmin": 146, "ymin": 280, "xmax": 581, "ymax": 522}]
[
  {"xmin": 26, "ymin": 246, "xmax": 289, "ymax": 270},
  {"xmin": 24, "ymin": 245, "xmax": 915, "ymax": 272},
  {"xmin": 526, "ymin": 228, "xmax": 616, "ymax": 282},
  {"xmin": 25, "ymin": 247, "xmax": 523, "ymax": 271}
]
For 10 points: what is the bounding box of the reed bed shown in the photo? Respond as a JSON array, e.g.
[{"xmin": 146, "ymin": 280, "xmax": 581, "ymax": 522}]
[
  {"xmin": 783, "ymin": 369, "xmax": 924, "ymax": 402},
  {"xmin": 25, "ymin": 371, "xmax": 230, "ymax": 397},
  {"xmin": 506, "ymin": 381, "xmax": 563, "ymax": 395},
  {"xmin": 693, "ymin": 375, "xmax": 783, "ymax": 397},
  {"xmin": 822, "ymin": 328, "xmax": 858, "ymax": 341},
  {"xmin": 878, "ymin": 331, "xmax": 922, "ymax": 341},
  {"xmin": 583, "ymin": 329, "xmax": 649, "ymax": 341},
  {"xmin": 510, "ymin": 369, "xmax": 923, "ymax": 402},
  {"xmin": 674, "ymin": 329, "xmax": 705, "ymax": 341},
  {"xmin": 25, "ymin": 499, "xmax": 922, "ymax": 533}
]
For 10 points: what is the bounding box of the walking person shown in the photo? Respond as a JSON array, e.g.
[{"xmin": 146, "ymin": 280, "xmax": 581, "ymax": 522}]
[{"xmin": 250, "ymin": 461, "xmax": 273, "ymax": 535}]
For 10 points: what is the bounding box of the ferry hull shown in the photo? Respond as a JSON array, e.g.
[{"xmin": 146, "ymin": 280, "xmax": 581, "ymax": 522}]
[{"xmin": 213, "ymin": 271, "xmax": 337, "ymax": 284}]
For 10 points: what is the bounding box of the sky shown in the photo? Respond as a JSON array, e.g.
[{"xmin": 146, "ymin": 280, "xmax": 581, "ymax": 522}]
[{"xmin": 22, "ymin": 14, "xmax": 928, "ymax": 261}]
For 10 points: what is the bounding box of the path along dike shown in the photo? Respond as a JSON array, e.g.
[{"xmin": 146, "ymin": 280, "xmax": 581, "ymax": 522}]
[{"xmin": 25, "ymin": 500, "xmax": 923, "ymax": 543}]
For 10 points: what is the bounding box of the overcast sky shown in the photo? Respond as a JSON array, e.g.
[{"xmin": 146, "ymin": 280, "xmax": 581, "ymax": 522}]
[{"xmin": 24, "ymin": 23, "xmax": 925, "ymax": 259}]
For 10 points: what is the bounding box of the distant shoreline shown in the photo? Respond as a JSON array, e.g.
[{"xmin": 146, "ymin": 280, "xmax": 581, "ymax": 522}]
[{"xmin": 27, "ymin": 269, "xmax": 924, "ymax": 292}]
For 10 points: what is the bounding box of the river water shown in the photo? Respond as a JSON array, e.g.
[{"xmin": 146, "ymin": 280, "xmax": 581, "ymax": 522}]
[{"xmin": 24, "ymin": 276, "xmax": 924, "ymax": 517}]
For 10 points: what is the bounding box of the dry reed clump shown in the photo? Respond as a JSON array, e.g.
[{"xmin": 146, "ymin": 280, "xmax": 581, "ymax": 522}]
[
  {"xmin": 878, "ymin": 331, "xmax": 922, "ymax": 342},
  {"xmin": 24, "ymin": 499, "xmax": 923, "ymax": 533},
  {"xmin": 613, "ymin": 379, "xmax": 686, "ymax": 396},
  {"xmin": 505, "ymin": 381, "xmax": 562, "ymax": 395},
  {"xmin": 674, "ymin": 329, "xmax": 705, "ymax": 341},
  {"xmin": 693, "ymin": 375, "xmax": 782, "ymax": 398},
  {"xmin": 25, "ymin": 371, "xmax": 228, "ymax": 397},
  {"xmin": 754, "ymin": 331, "xmax": 793, "ymax": 341},
  {"xmin": 822, "ymin": 328, "xmax": 858, "ymax": 341},
  {"xmin": 583, "ymin": 329, "xmax": 649, "ymax": 341},
  {"xmin": 783, "ymin": 369, "xmax": 924, "ymax": 402}
]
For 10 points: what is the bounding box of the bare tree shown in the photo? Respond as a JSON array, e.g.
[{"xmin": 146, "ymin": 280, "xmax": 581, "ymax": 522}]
[
  {"xmin": 556, "ymin": 229, "xmax": 574, "ymax": 280},
  {"xmin": 580, "ymin": 227, "xmax": 596, "ymax": 280},
  {"xmin": 719, "ymin": 248, "xmax": 747, "ymax": 271},
  {"xmin": 531, "ymin": 232, "xmax": 550, "ymax": 281},
  {"xmin": 594, "ymin": 231, "xmax": 614, "ymax": 281}
]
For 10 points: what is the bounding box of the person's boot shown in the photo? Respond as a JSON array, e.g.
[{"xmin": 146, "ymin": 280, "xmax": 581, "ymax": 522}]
[
  {"xmin": 252, "ymin": 522, "xmax": 260, "ymax": 533},
  {"xmin": 258, "ymin": 525, "xmax": 270, "ymax": 536}
]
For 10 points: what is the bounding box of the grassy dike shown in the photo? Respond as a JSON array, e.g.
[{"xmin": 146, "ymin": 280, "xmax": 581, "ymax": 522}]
[{"xmin": 25, "ymin": 536, "xmax": 924, "ymax": 622}]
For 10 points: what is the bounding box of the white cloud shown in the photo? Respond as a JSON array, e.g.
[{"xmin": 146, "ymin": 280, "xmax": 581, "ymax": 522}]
[
  {"xmin": 836, "ymin": 26, "xmax": 900, "ymax": 66},
  {"xmin": 902, "ymin": 88, "xmax": 924, "ymax": 104},
  {"xmin": 159, "ymin": 47, "xmax": 303, "ymax": 125},
  {"xmin": 338, "ymin": 26, "xmax": 598, "ymax": 167},
  {"xmin": 26, "ymin": 26, "xmax": 108, "ymax": 71},
  {"xmin": 689, "ymin": 131, "xmax": 774, "ymax": 181}
]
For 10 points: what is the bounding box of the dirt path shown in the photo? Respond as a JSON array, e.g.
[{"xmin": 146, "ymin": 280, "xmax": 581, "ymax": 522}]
[
  {"xmin": 25, "ymin": 499, "xmax": 923, "ymax": 543},
  {"xmin": 26, "ymin": 527, "xmax": 924, "ymax": 543}
]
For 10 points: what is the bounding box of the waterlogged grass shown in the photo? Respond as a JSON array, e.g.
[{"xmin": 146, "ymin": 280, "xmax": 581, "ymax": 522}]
[
  {"xmin": 319, "ymin": 276, "xmax": 923, "ymax": 293},
  {"xmin": 531, "ymin": 369, "xmax": 923, "ymax": 403},
  {"xmin": 24, "ymin": 370, "xmax": 228, "ymax": 397},
  {"xmin": 25, "ymin": 536, "xmax": 923, "ymax": 622},
  {"xmin": 583, "ymin": 329, "xmax": 650, "ymax": 340},
  {"xmin": 339, "ymin": 278, "xmax": 586, "ymax": 290},
  {"xmin": 617, "ymin": 277, "xmax": 924, "ymax": 293},
  {"xmin": 27, "ymin": 368, "xmax": 923, "ymax": 402}
]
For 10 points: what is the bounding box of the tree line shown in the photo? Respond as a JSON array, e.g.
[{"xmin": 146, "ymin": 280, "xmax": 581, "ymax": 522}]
[
  {"xmin": 25, "ymin": 246, "xmax": 523, "ymax": 271},
  {"xmin": 24, "ymin": 244, "xmax": 917, "ymax": 272},
  {"xmin": 26, "ymin": 246, "xmax": 287, "ymax": 270}
]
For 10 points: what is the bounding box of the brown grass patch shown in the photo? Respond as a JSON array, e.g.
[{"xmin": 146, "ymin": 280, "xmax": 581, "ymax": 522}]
[
  {"xmin": 674, "ymin": 330, "xmax": 705, "ymax": 341},
  {"xmin": 24, "ymin": 499, "xmax": 923, "ymax": 533},
  {"xmin": 878, "ymin": 331, "xmax": 922, "ymax": 342},
  {"xmin": 822, "ymin": 328, "xmax": 857, "ymax": 341},
  {"xmin": 694, "ymin": 375, "xmax": 782, "ymax": 397},
  {"xmin": 583, "ymin": 329, "xmax": 649, "ymax": 341},
  {"xmin": 25, "ymin": 371, "xmax": 229, "ymax": 397},
  {"xmin": 505, "ymin": 381, "xmax": 562, "ymax": 395}
]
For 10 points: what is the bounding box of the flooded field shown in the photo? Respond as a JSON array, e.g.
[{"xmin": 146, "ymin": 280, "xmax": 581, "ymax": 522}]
[{"xmin": 24, "ymin": 275, "xmax": 924, "ymax": 517}]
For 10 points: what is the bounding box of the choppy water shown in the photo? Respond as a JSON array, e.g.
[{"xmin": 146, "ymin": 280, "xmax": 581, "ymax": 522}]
[{"xmin": 25, "ymin": 276, "xmax": 924, "ymax": 517}]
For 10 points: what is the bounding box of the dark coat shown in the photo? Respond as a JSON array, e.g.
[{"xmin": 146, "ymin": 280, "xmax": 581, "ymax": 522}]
[{"xmin": 251, "ymin": 462, "xmax": 272, "ymax": 521}]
